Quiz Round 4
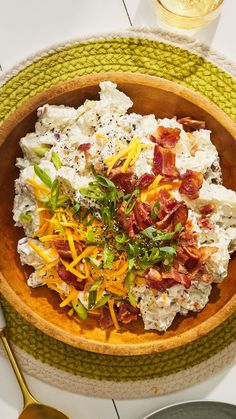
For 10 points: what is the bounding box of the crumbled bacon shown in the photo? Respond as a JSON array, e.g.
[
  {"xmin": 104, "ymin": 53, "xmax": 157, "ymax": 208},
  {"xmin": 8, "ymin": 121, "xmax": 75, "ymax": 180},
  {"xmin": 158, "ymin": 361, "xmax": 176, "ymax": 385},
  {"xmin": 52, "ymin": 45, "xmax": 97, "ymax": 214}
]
[
  {"xmin": 146, "ymin": 268, "xmax": 162, "ymax": 282},
  {"xmin": 174, "ymin": 247, "xmax": 189, "ymax": 267},
  {"xmin": 198, "ymin": 218, "xmax": 214, "ymax": 230},
  {"xmin": 151, "ymin": 126, "xmax": 181, "ymax": 148},
  {"xmin": 199, "ymin": 203, "xmax": 215, "ymax": 216},
  {"xmin": 199, "ymin": 246, "xmax": 218, "ymax": 262},
  {"xmin": 133, "ymin": 200, "xmax": 153, "ymax": 230},
  {"xmin": 177, "ymin": 116, "xmax": 206, "ymax": 132},
  {"xmin": 179, "ymin": 169, "xmax": 203, "ymax": 199},
  {"xmin": 153, "ymin": 145, "xmax": 179, "ymax": 178},
  {"xmin": 135, "ymin": 173, "xmax": 155, "ymax": 190},
  {"xmin": 190, "ymin": 144, "xmax": 199, "ymax": 157},
  {"xmin": 156, "ymin": 201, "xmax": 188, "ymax": 230},
  {"xmin": 117, "ymin": 202, "xmax": 138, "ymax": 239},
  {"xmin": 99, "ymin": 307, "xmax": 113, "ymax": 329},
  {"xmin": 78, "ymin": 143, "xmax": 91, "ymax": 151},
  {"xmin": 109, "ymin": 167, "xmax": 133, "ymax": 193},
  {"xmin": 54, "ymin": 240, "xmax": 81, "ymax": 259},
  {"xmin": 145, "ymin": 268, "xmax": 176, "ymax": 291},
  {"xmin": 162, "ymin": 268, "xmax": 191, "ymax": 289},
  {"xmin": 179, "ymin": 230, "xmax": 198, "ymax": 247},
  {"xmin": 118, "ymin": 302, "xmax": 140, "ymax": 325},
  {"xmin": 182, "ymin": 246, "xmax": 200, "ymax": 271},
  {"xmin": 183, "ymin": 246, "xmax": 200, "ymax": 260},
  {"xmin": 172, "ymin": 202, "xmax": 188, "ymax": 227},
  {"xmin": 57, "ymin": 263, "xmax": 85, "ymax": 290}
]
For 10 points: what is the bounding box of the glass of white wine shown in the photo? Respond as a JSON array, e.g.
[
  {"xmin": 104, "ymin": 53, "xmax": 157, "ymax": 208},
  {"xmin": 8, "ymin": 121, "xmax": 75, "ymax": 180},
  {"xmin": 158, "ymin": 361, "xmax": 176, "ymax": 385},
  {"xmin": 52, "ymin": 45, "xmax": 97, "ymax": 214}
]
[{"xmin": 154, "ymin": 0, "xmax": 224, "ymax": 29}]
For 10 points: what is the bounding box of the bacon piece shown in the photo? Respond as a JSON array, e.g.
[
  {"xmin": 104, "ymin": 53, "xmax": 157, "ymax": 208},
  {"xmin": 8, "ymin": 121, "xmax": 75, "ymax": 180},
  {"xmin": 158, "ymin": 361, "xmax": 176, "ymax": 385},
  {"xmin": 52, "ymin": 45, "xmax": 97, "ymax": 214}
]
[
  {"xmin": 179, "ymin": 230, "xmax": 198, "ymax": 247},
  {"xmin": 199, "ymin": 203, "xmax": 215, "ymax": 216},
  {"xmin": 172, "ymin": 202, "xmax": 188, "ymax": 227},
  {"xmin": 145, "ymin": 268, "xmax": 177, "ymax": 291},
  {"xmin": 155, "ymin": 188, "xmax": 188, "ymax": 230},
  {"xmin": 54, "ymin": 240, "xmax": 82, "ymax": 260},
  {"xmin": 78, "ymin": 143, "xmax": 91, "ymax": 151},
  {"xmin": 57, "ymin": 263, "xmax": 85, "ymax": 290},
  {"xmin": 153, "ymin": 145, "xmax": 179, "ymax": 178},
  {"xmin": 151, "ymin": 126, "xmax": 181, "ymax": 148},
  {"xmin": 109, "ymin": 167, "xmax": 133, "ymax": 193},
  {"xmin": 135, "ymin": 173, "xmax": 155, "ymax": 190},
  {"xmin": 157, "ymin": 188, "xmax": 172, "ymax": 205},
  {"xmin": 190, "ymin": 144, "xmax": 199, "ymax": 157},
  {"xmin": 118, "ymin": 302, "xmax": 140, "ymax": 325},
  {"xmin": 162, "ymin": 268, "xmax": 191, "ymax": 289},
  {"xmin": 183, "ymin": 246, "xmax": 200, "ymax": 260},
  {"xmin": 198, "ymin": 218, "xmax": 214, "ymax": 230},
  {"xmin": 185, "ymin": 246, "xmax": 218, "ymax": 277},
  {"xmin": 146, "ymin": 268, "xmax": 162, "ymax": 282},
  {"xmin": 183, "ymin": 246, "xmax": 200, "ymax": 271},
  {"xmin": 199, "ymin": 246, "xmax": 218, "ymax": 262},
  {"xmin": 177, "ymin": 116, "xmax": 206, "ymax": 132},
  {"xmin": 174, "ymin": 246, "xmax": 189, "ymax": 266},
  {"xmin": 156, "ymin": 201, "xmax": 188, "ymax": 230},
  {"xmin": 133, "ymin": 200, "xmax": 153, "ymax": 230},
  {"xmin": 99, "ymin": 307, "xmax": 113, "ymax": 329},
  {"xmin": 117, "ymin": 202, "xmax": 138, "ymax": 239},
  {"xmin": 179, "ymin": 169, "xmax": 203, "ymax": 199}
]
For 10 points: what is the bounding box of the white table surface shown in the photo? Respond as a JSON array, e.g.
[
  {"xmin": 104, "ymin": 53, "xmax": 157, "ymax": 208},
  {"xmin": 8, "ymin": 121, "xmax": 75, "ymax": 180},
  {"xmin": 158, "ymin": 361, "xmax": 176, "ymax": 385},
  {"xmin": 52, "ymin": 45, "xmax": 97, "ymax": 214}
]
[{"xmin": 0, "ymin": 1, "xmax": 235, "ymax": 418}]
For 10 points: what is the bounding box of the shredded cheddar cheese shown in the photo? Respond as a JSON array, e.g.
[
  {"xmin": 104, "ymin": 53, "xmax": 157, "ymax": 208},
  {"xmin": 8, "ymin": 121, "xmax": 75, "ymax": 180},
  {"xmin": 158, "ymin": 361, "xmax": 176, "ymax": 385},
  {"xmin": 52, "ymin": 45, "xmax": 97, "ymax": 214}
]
[
  {"xmin": 28, "ymin": 241, "xmax": 53, "ymax": 263},
  {"xmin": 104, "ymin": 137, "xmax": 151, "ymax": 175},
  {"xmin": 108, "ymin": 299, "xmax": 120, "ymax": 330}
]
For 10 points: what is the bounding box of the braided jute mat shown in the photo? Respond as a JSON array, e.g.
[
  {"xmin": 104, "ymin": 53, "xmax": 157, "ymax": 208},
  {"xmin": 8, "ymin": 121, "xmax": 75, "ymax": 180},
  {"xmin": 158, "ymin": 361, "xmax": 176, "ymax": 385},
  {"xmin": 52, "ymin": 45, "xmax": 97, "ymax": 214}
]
[{"xmin": 0, "ymin": 27, "xmax": 236, "ymax": 398}]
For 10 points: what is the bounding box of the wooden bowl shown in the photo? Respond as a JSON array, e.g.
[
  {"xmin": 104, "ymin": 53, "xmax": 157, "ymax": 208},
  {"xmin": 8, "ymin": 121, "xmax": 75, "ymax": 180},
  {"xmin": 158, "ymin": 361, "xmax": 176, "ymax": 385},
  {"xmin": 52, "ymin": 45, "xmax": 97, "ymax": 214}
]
[{"xmin": 0, "ymin": 72, "xmax": 236, "ymax": 355}]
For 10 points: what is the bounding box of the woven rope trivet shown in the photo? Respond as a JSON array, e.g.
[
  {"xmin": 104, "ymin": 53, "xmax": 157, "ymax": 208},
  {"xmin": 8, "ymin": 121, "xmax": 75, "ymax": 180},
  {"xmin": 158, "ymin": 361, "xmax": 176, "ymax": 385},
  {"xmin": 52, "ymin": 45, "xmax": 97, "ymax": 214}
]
[
  {"xmin": 0, "ymin": 341, "xmax": 236, "ymax": 399},
  {"xmin": 0, "ymin": 27, "xmax": 235, "ymax": 398}
]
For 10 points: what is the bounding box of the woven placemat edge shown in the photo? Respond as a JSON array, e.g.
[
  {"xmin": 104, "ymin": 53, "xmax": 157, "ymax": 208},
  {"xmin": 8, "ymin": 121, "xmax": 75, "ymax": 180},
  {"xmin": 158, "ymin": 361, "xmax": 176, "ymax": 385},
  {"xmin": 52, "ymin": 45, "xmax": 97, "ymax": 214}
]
[
  {"xmin": 1, "ymin": 340, "xmax": 235, "ymax": 399},
  {"xmin": 0, "ymin": 26, "xmax": 235, "ymax": 89}
]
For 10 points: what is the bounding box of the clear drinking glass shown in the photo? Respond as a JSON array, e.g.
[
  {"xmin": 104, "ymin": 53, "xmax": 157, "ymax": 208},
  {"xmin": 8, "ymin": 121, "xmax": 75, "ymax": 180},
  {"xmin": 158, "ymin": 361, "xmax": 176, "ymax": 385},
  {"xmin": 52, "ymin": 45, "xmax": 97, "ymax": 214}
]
[{"xmin": 154, "ymin": 0, "xmax": 224, "ymax": 29}]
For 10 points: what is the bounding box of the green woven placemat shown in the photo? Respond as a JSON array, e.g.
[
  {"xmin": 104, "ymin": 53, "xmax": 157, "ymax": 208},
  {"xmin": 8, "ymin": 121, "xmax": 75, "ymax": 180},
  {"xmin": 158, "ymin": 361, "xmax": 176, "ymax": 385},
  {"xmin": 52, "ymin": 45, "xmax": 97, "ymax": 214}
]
[{"xmin": 0, "ymin": 29, "xmax": 235, "ymax": 395}]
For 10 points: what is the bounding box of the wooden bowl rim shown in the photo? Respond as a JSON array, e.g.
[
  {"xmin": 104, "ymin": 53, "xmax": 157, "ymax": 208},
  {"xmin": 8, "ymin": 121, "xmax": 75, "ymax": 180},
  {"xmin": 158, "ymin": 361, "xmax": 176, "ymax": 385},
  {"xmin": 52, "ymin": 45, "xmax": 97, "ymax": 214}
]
[{"xmin": 0, "ymin": 72, "xmax": 236, "ymax": 356}]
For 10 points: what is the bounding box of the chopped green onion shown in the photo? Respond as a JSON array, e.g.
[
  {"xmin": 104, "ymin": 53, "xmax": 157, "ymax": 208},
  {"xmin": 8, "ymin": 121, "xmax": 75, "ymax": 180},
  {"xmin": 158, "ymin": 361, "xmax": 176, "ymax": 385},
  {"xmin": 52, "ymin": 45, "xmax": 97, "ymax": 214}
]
[
  {"xmin": 125, "ymin": 272, "xmax": 136, "ymax": 307},
  {"xmin": 128, "ymin": 258, "xmax": 135, "ymax": 270},
  {"xmin": 94, "ymin": 174, "xmax": 116, "ymax": 189},
  {"xmin": 128, "ymin": 291, "xmax": 137, "ymax": 308},
  {"xmin": 32, "ymin": 144, "xmax": 51, "ymax": 157},
  {"xmin": 56, "ymin": 195, "xmax": 69, "ymax": 207},
  {"xmin": 88, "ymin": 290, "xmax": 97, "ymax": 309},
  {"xmin": 72, "ymin": 299, "xmax": 88, "ymax": 320},
  {"xmin": 159, "ymin": 246, "xmax": 177, "ymax": 256},
  {"xmin": 115, "ymin": 233, "xmax": 128, "ymax": 244},
  {"xmin": 89, "ymin": 279, "xmax": 102, "ymax": 292},
  {"xmin": 51, "ymin": 151, "xmax": 62, "ymax": 169},
  {"xmin": 88, "ymin": 280, "xmax": 102, "ymax": 309},
  {"xmin": 151, "ymin": 201, "xmax": 160, "ymax": 221},
  {"xmin": 124, "ymin": 189, "xmax": 140, "ymax": 215},
  {"xmin": 103, "ymin": 244, "xmax": 114, "ymax": 268},
  {"xmin": 86, "ymin": 256, "xmax": 101, "ymax": 267},
  {"xmin": 141, "ymin": 226, "xmax": 176, "ymax": 242},
  {"xmin": 86, "ymin": 229, "xmax": 95, "ymax": 242},
  {"xmin": 174, "ymin": 222, "xmax": 183, "ymax": 233},
  {"xmin": 93, "ymin": 295, "xmax": 111, "ymax": 309},
  {"xmin": 33, "ymin": 164, "xmax": 52, "ymax": 188},
  {"xmin": 72, "ymin": 202, "xmax": 80, "ymax": 214},
  {"xmin": 20, "ymin": 213, "xmax": 32, "ymax": 223},
  {"xmin": 101, "ymin": 207, "xmax": 111, "ymax": 225}
]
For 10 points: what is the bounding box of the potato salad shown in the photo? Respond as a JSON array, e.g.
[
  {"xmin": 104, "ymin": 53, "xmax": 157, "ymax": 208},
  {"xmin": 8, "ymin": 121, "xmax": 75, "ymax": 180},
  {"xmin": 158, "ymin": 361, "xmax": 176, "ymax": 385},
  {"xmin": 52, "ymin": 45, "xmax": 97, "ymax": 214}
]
[{"xmin": 13, "ymin": 81, "xmax": 236, "ymax": 331}]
